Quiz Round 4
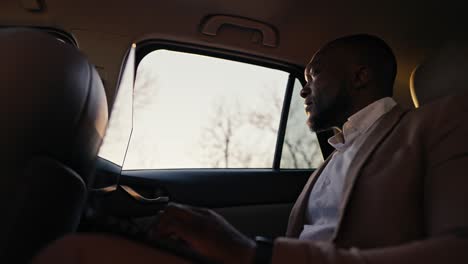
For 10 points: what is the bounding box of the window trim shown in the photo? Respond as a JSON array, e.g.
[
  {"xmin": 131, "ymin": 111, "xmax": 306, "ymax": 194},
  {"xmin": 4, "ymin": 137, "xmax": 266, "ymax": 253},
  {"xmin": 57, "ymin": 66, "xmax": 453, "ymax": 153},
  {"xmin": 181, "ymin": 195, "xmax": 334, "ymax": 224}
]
[
  {"xmin": 135, "ymin": 40, "xmax": 304, "ymax": 76},
  {"xmin": 273, "ymin": 74, "xmax": 295, "ymax": 169}
]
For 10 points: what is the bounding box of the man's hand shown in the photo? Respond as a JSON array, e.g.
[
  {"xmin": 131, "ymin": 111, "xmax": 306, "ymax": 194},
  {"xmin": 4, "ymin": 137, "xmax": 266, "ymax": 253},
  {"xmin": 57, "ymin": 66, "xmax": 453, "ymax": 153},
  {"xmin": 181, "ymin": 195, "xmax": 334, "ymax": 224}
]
[{"xmin": 150, "ymin": 203, "xmax": 256, "ymax": 264}]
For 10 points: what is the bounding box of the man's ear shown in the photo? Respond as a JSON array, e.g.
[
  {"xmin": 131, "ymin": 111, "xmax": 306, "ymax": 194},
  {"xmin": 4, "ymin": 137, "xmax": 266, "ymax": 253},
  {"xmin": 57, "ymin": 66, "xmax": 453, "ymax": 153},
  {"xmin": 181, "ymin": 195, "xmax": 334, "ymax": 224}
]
[{"xmin": 352, "ymin": 66, "xmax": 371, "ymax": 89}]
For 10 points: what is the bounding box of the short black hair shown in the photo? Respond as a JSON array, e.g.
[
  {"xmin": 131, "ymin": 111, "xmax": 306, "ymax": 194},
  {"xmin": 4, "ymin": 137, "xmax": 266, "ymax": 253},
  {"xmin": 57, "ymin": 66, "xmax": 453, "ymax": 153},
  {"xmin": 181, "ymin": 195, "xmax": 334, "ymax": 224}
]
[{"xmin": 327, "ymin": 34, "xmax": 397, "ymax": 97}]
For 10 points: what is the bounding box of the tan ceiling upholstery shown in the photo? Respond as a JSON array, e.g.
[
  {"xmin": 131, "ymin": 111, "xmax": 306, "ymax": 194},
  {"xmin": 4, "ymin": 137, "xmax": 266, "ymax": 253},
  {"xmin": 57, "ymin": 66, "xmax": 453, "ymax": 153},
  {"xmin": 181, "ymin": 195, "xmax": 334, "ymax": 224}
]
[{"xmin": 1, "ymin": 0, "xmax": 466, "ymax": 108}]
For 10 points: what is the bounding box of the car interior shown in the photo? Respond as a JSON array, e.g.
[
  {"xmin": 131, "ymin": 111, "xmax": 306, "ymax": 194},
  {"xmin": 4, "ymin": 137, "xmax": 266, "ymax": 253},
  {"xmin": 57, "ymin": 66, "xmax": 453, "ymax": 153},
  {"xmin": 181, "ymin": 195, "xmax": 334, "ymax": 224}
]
[{"xmin": 0, "ymin": 0, "xmax": 467, "ymax": 263}]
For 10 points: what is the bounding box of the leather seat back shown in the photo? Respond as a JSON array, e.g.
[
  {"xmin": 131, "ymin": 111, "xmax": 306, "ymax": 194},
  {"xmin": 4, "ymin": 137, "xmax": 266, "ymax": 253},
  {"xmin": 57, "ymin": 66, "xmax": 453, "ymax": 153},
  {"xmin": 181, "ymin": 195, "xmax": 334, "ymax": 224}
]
[
  {"xmin": 0, "ymin": 29, "xmax": 108, "ymax": 263},
  {"xmin": 410, "ymin": 41, "xmax": 468, "ymax": 107}
]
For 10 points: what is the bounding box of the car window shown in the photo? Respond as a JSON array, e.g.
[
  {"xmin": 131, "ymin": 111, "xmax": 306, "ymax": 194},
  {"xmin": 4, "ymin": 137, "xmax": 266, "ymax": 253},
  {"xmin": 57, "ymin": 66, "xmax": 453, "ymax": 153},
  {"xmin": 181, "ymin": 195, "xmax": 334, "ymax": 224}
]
[{"xmin": 99, "ymin": 48, "xmax": 323, "ymax": 170}]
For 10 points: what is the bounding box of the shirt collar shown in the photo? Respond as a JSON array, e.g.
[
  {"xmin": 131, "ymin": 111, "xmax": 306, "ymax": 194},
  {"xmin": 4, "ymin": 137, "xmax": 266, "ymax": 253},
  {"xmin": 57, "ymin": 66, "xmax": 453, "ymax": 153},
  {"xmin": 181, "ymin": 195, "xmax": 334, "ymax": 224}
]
[{"xmin": 328, "ymin": 97, "xmax": 397, "ymax": 151}]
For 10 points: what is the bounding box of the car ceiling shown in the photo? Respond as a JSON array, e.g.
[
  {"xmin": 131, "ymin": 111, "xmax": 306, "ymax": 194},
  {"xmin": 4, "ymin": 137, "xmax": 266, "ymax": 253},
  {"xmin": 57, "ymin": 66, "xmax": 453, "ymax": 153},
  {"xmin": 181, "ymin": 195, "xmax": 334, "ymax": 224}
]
[{"xmin": 1, "ymin": 0, "xmax": 466, "ymax": 108}]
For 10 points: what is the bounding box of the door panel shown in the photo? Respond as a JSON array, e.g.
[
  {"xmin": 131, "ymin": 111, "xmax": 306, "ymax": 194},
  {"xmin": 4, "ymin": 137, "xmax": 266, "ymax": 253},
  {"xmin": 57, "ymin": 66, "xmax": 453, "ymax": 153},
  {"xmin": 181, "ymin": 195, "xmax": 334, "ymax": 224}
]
[
  {"xmin": 214, "ymin": 203, "xmax": 293, "ymax": 238},
  {"xmin": 88, "ymin": 165, "xmax": 312, "ymax": 238},
  {"xmin": 120, "ymin": 169, "xmax": 312, "ymax": 207}
]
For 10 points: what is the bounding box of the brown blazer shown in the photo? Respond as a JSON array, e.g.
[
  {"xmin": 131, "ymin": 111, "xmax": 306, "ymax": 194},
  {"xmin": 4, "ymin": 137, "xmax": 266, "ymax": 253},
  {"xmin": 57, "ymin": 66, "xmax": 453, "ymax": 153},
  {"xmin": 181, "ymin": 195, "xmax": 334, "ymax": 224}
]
[{"xmin": 272, "ymin": 94, "xmax": 468, "ymax": 264}]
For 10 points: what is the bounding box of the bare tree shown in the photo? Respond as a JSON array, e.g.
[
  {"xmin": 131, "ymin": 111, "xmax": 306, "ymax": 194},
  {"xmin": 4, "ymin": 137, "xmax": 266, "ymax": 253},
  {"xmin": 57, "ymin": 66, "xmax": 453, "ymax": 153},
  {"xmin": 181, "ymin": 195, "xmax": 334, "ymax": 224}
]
[
  {"xmin": 200, "ymin": 100, "xmax": 253, "ymax": 168},
  {"xmin": 248, "ymin": 87, "xmax": 322, "ymax": 169},
  {"xmin": 200, "ymin": 82, "xmax": 322, "ymax": 170}
]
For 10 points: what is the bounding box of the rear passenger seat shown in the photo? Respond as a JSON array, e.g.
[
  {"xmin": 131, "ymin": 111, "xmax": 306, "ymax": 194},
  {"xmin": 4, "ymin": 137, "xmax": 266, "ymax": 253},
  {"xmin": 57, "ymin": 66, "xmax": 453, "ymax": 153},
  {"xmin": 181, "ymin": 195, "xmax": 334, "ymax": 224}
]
[
  {"xmin": 0, "ymin": 29, "xmax": 108, "ymax": 263},
  {"xmin": 410, "ymin": 41, "xmax": 468, "ymax": 107}
]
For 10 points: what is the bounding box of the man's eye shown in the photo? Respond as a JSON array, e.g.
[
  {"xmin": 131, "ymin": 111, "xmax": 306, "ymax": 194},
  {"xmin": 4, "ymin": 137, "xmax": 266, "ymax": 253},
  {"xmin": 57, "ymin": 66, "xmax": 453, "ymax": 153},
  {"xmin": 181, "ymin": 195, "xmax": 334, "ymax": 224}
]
[{"xmin": 312, "ymin": 69, "xmax": 321, "ymax": 76}]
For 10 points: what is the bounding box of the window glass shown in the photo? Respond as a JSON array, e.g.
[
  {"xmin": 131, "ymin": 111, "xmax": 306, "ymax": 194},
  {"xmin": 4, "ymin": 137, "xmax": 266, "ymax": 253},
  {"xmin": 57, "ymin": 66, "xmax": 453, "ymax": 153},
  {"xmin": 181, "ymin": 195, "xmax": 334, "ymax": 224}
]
[
  {"xmin": 122, "ymin": 50, "xmax": 289, "ymax": 169},
  {"xmin": 98, "ymin": 46, "xmax": 135, "ymax": 166},
  {"xmin": 280, "ymin": 79, "xmax": 323, "ymax": 168}
]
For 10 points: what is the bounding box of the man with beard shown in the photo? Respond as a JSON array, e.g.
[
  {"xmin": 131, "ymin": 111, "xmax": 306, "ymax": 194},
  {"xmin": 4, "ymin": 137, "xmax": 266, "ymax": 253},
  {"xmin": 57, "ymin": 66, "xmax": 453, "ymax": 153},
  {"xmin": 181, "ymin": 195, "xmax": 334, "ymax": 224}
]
[
  {"xmin": 34, "ymin": 35, "xmax": 468, "ymax": 264},
  {"xmin": 148, "ymin": 34, "xmax": 468, "ymax": 264}
]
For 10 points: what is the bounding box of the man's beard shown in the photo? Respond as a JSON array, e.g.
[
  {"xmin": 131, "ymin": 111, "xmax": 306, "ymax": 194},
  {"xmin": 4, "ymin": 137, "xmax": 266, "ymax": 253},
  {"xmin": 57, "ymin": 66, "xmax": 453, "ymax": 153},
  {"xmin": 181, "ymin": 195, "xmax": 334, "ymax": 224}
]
[{"xmin": 308, "ymin": 87, "xmax": 352, "ymax": 133}]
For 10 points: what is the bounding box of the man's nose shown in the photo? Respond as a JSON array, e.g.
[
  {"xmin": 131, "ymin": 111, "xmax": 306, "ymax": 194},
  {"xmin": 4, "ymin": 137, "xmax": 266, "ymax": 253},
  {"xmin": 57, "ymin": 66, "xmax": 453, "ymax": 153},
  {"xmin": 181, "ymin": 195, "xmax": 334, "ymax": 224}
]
[{"xmin": 300, "ymin": 83, "xmax": 311, "ymax": 99}]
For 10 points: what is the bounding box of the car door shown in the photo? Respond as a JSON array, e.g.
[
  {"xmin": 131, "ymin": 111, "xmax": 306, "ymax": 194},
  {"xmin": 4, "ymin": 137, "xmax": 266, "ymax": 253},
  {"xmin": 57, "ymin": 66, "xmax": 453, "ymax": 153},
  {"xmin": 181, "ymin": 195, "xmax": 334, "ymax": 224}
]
[{"xmin": 86, "ymin": 40, "xmax": 333, "ymax": 240}]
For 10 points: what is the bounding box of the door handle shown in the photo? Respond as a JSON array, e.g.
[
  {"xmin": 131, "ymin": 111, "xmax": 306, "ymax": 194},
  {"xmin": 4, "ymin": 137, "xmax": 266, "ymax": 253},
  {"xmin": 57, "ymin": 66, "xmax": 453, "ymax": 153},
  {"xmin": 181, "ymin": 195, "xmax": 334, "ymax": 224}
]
[
  {"xmin": 120, "ymin": 185, "xmax": 169, "ymax": 204},
  {"xmin": 201, "ymin": 15, "xmax": 278, "ymax": 47}
]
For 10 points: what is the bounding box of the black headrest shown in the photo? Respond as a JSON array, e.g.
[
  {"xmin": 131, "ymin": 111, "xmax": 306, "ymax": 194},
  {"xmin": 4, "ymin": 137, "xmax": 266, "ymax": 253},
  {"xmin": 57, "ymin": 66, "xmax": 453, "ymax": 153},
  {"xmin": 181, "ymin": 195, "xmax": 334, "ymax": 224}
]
[
  {"xmin": 0, "ymin": 29, "xmax": 108, "ymax": 261},
  {"xmin": 0, "ymin": 29, "xmax": 108, "ymax": 180}
]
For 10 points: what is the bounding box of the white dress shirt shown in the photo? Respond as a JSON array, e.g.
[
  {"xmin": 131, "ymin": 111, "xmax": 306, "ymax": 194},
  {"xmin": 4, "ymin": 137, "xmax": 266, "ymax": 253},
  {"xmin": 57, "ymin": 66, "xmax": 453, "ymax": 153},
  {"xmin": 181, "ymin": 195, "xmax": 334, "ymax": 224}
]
[{"xmin": 299, "ymin": 97, "xmax": 397, "ymax": 241}]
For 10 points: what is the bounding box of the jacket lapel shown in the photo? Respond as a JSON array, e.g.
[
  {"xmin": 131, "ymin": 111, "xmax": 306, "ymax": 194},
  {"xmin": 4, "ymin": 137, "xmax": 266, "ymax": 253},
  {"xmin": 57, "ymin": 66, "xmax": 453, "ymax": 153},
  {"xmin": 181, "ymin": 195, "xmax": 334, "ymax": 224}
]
[
  {"xmin": 331, "ymin": 105, "xmax": 407, "ymax": 241},
  {"xmin": 286, "ymin": 153, "xmax": 335, "ymax": 237}
]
